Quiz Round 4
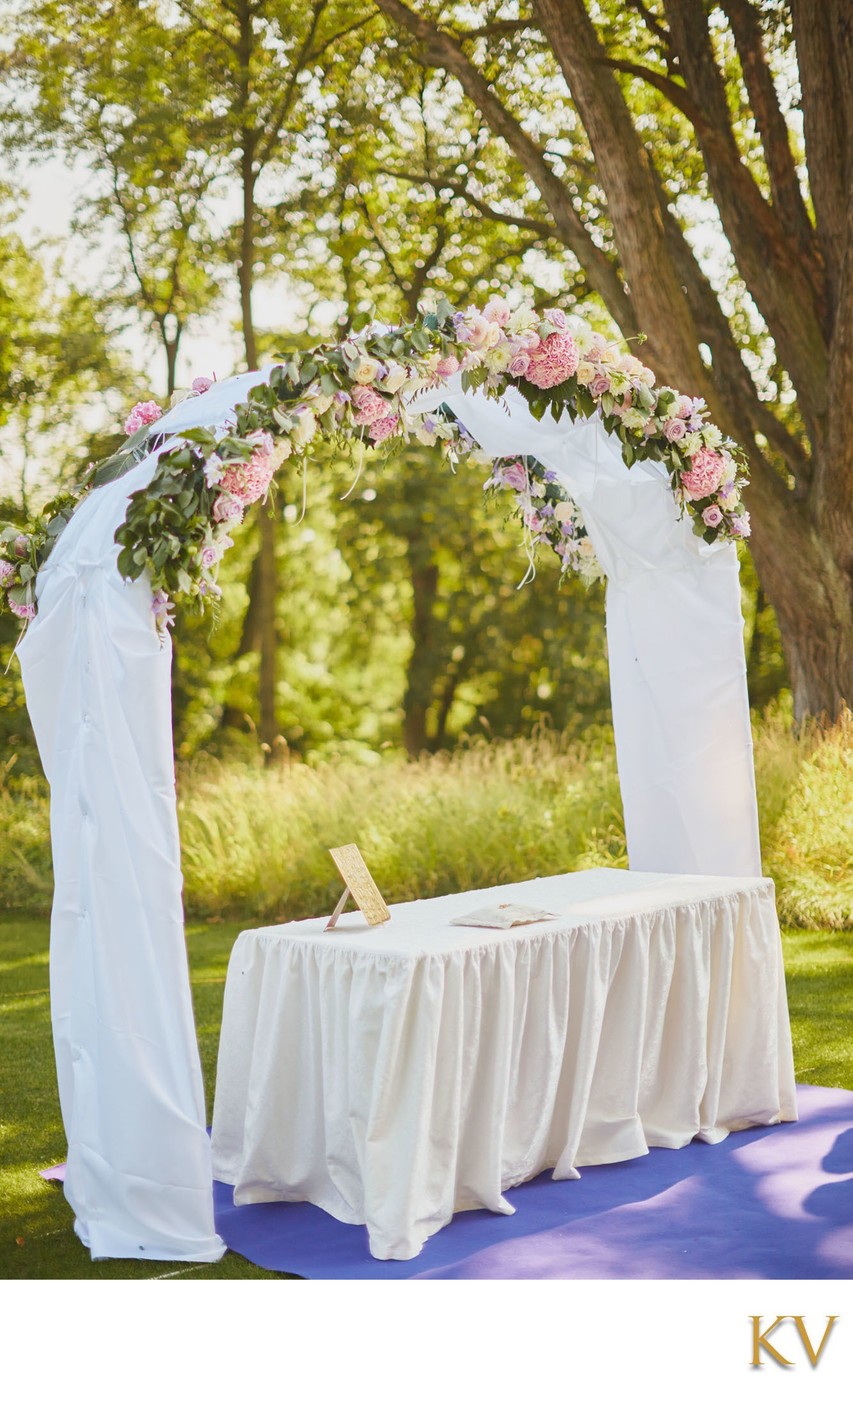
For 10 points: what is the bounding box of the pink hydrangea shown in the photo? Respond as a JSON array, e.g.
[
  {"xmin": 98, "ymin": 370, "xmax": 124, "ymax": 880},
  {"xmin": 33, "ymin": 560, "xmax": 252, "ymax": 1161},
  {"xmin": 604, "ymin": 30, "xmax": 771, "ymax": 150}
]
[
  {"xmin": 191, "ymin": 376, "xmax": 215, "ymax": 395},
  {"xmin": 0, "ymin": 560, "xmax": 14, "ymax": 584},
  {"xmin": 351, "ymin": 386, "xmax": 388, "ymax": 425},
  {"xmin": 368, "ymin": 414, "xmax": 400, "ymax": 444},
  {"xmin": 702, "ymin": 504, "xmax": 723, "ymax": 528},
  {"xmin": 680, "ymin": 448, "xmax": 726, "ymax": 501},
  {"xmin": 212, "ymin": 493, "xmax": 245, "ymax": 524},
  {"xmin": 9, "ymin": 597, "xmax": 36, "ymax": 621},
  {"xmin": 219, "ymin": 432, "xmax": 275, "ymax": 505},
  {"xmin": 436, "ymin": 356, "xmax": 460, "ymax": 378},
  {"xmin": 524, "ymin": 333, "xmax": 579, "ymax": 390},
  {"xmin": 124, "ymin": 400, "xmax": 162, "ymax": 436}
]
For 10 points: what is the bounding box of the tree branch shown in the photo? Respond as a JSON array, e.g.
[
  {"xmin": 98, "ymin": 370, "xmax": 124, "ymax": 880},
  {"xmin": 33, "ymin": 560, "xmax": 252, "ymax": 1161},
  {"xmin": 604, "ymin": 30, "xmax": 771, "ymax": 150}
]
[
  {"xmin": 663, "ymin": 0, "xmax": 828, "ymax": 433},
  {"xmin": 256, "ymin": 0, "xmax": 328, "ymax": 168},
  {"xmin": 720, "ymin": 0, "xmax": 817, "ymax": 277},
  {"xmin": 373, "ymin": 0, "xmax": 634, "ymax": 333}
]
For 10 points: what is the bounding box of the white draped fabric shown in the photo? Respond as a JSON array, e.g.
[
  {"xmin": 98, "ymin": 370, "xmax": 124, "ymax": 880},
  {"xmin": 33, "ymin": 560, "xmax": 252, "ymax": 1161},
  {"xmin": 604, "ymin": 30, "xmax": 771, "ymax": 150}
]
[
  {"xmin": 211, "ymin": 869, "xmax": 797, "ymax": 1261},
  {"xmin": 14, "ymin": 374, "xmax": 266, "ymax": 1260},
  {"xmin": 19, "ymin": 368, "xmax": 764, "ymax": 1260},
  {"xmin": 414, "ymin": 381, "xmax": 762, "ymax": 878}
]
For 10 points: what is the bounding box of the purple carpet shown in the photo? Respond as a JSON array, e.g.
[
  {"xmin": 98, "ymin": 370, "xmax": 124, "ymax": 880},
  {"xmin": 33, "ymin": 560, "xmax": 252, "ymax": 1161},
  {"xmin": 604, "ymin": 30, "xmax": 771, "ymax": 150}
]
[{"xmin": 210, "ymin": 1085, "xmax": 853, "ymax": 1278}]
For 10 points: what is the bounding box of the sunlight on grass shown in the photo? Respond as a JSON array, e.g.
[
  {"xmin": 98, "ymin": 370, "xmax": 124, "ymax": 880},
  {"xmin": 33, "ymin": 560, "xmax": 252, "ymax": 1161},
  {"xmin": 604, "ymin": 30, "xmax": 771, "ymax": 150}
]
[{"xmin": 0, "ymin": 710, "xmax": 849, "ymax": 930}]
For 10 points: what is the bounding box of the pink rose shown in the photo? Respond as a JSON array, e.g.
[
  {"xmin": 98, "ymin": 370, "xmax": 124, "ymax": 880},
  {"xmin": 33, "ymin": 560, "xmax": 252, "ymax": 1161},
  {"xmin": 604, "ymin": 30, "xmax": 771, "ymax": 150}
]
[
  {"xmin": 508, "ymin": 353, "xmax": 531, "ymax": 378},
  {"xmin": 483, "ymin": 296, "xmax": 511, "ymax": 326},
  {"xmin": 13, "ymin": 535, "xmax": 29, "ymax": 559},
  {"xmin": 545, "ymin": 308, "xmax": 568, "ymax": 330},
  {"xmin": 368, "ymin": 413, "xmax": 399, "ymax": 444},
  {"xmin": 191, "ymin": 376, "xmax": 214, "ymax": 395},
  {"xmin": 500, "ymin": 461, "xmax": 529, "ymax": 492},
  {"xmin": 9, "ymin": 597, "xmax": 36, "ymax": 620},
  {"xmin": 664, "ymin": 418, "xmax": 686, "ymax": 442},
  {"xmin": 351, "ymin": 386, "xmax": 387, "ymax": 425},
  {"xmin": 200, "ymin": 545, "xmax": 219, "ymax": 569},
  {"xmin": 461, "ymin": 315, "xmax": 490, "ymax": 348},
  {"xmin": 524, "ymin": 332, "xmax": 579, "ymax": 390},
  {"xmin": 589, "ymin": 373, "xmax": 612, "ymax": 398},
  {"xmin": 435, "ymin": 355, "xmax": 460, "ymax": 378},
  {"xmin": 212, "ymin": 493, "xmax": 245, "ymax": 524},
  {"xmin": 680, "ymin": 448, "xmax": 726, "ymax": 500},
  {"xmin": 124, "ymin": 399, "xmax": 162, "ymax": 436},
  {"xmin": 702, "ymin": 505, "xmax": 723, "ymax": 528}
]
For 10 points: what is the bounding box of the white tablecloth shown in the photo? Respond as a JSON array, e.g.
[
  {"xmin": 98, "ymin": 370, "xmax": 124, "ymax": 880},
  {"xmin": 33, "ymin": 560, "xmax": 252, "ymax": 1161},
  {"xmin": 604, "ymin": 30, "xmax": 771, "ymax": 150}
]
[{"xmin": 211, "ymin": 868, "xmax": 797, "ymax": 1260}]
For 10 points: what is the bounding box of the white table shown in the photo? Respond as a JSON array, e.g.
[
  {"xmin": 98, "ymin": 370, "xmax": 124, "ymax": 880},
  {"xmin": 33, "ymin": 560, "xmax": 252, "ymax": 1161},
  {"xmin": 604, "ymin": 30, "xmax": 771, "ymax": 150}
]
[{"xmin": 211, "ymin": 869, "xmax": 797, "ymax": 1260}]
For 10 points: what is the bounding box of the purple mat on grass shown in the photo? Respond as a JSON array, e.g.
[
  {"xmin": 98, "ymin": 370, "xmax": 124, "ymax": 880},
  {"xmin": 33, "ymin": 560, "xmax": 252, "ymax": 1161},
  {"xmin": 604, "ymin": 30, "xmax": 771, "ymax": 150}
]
[
  {"xmin": 41, "ymin": 1085, "xmax": 853, "ymax": 1277},
  {"xmin": 211, "ymin": 1085, "xmax": 853, "ymax": 1278}
]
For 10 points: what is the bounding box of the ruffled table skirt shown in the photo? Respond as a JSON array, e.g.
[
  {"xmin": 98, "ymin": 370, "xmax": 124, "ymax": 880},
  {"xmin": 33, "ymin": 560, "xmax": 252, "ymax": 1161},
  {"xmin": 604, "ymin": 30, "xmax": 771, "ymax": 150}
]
[{"xmin": 211, "ymin": 868, "xmax": 797, "ymax": 1261}]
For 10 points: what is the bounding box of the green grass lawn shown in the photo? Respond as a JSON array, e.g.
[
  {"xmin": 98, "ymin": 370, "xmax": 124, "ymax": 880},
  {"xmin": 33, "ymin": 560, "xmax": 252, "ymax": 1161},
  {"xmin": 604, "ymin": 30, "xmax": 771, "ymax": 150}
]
[{"xmin": 2, "ymin": 912, "xmax": 851, "ymax": 1281}]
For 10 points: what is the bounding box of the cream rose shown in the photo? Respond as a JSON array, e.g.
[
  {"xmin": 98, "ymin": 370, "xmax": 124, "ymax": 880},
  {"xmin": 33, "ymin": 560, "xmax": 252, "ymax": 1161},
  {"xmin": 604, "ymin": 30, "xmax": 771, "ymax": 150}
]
[{"xmin": 351, "ymin": 357, "xmax": 380, "ymax": 384}]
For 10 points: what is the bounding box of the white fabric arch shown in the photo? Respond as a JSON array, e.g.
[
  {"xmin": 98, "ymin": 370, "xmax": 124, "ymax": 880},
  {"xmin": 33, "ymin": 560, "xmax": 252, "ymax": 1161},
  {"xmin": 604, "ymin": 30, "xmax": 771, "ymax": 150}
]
[
  {"xmin": 18, "ymin": 368, "xmax": 759, "ymax": 1261},
  {"xmin": 417, "ymin": 377, "xmax": 761, "ymax": 877}
]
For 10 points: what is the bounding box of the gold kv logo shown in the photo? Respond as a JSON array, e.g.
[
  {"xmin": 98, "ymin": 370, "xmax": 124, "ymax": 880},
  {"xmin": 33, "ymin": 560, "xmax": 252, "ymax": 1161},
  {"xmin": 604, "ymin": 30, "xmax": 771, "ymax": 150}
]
[{"xmin": 750, "ymin": 1316, "xmax": 838, "ymax": 1368}]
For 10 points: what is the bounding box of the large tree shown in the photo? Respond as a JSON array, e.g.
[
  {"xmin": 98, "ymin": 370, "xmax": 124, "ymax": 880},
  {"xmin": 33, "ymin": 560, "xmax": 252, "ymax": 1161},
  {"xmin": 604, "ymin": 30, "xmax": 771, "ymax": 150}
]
[{"xmin": 365, "ymin": 0, "xmax": 852, "ymax": 721}]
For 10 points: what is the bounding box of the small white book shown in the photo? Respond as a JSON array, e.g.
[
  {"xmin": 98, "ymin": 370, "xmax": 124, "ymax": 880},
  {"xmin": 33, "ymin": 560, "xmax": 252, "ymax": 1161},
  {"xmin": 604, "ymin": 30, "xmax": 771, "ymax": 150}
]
[{"xmin": 450, "ymin": 902, "xmax": 559, "ymax": 929}]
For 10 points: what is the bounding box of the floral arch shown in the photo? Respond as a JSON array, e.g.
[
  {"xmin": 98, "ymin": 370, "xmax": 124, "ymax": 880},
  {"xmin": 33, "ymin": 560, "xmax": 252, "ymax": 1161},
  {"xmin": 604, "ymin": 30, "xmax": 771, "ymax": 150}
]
[
  {"xmin": 8, "ymin": 291, "xmax": 762, "ymax": 1266},
  {"xmin": 1, "ymin": 294, "xmax": 749, "ymax": 629}
]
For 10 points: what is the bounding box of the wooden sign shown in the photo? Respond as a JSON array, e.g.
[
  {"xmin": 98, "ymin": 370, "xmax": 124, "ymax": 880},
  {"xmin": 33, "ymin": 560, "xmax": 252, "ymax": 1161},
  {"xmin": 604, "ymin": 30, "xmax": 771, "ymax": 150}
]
[{"xmin": 325, "ymin": 844, "xmax": 391, "ymax": 931}]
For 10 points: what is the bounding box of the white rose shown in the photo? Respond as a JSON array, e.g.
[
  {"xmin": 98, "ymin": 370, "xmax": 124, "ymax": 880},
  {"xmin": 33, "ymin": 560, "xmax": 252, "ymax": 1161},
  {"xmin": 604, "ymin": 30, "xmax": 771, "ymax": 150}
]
[
  {"xmin": 554, "ymin": 501, "xmax": 575, "ymax": 522},
  {"xmin": 291, "ymin": 410, "xmax": 317, "ymax": 447},
  {"xmin": 576, "ymin": 361, "xmax": 596, "ymax": 386},
  {"xmin": 637, "ymin": 365, "xmax": 656, "ymax": 388},
  {"xmin": 308, "ymin": 392, "xmax": 334, "ymax": 414},
  {"xmin": 351, "ymin": 357, "xmax": 380, "ymax": 384}
]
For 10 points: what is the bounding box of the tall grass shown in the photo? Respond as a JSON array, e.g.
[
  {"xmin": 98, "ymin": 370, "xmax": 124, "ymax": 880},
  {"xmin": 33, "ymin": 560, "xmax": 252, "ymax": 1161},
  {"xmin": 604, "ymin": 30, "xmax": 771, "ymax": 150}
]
[{"xmin": 0, "ymin": 709, "xmax": 850, "ymax": 928}]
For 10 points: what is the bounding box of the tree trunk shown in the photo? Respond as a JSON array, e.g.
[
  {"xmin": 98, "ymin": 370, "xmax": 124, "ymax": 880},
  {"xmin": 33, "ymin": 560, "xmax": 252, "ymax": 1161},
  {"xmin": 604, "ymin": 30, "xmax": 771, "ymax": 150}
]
[
  {"xmin": 237, "ymin": 0, "xmax": 277, "ymax": 752},
  {"xmin": 402, "ymin": 547, "xmax": 439, "ymax": 756},
  {"xmin": 164, "ymin": 331, "xmax": 180, "ymax": 399}
]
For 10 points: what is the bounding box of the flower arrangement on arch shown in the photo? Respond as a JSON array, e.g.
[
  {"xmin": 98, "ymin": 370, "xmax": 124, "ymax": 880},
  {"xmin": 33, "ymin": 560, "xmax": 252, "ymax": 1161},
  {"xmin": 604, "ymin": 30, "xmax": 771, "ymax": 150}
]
[{"xmin": 0, "ymin": 293, "xmax": 750, "ymax": 632}]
